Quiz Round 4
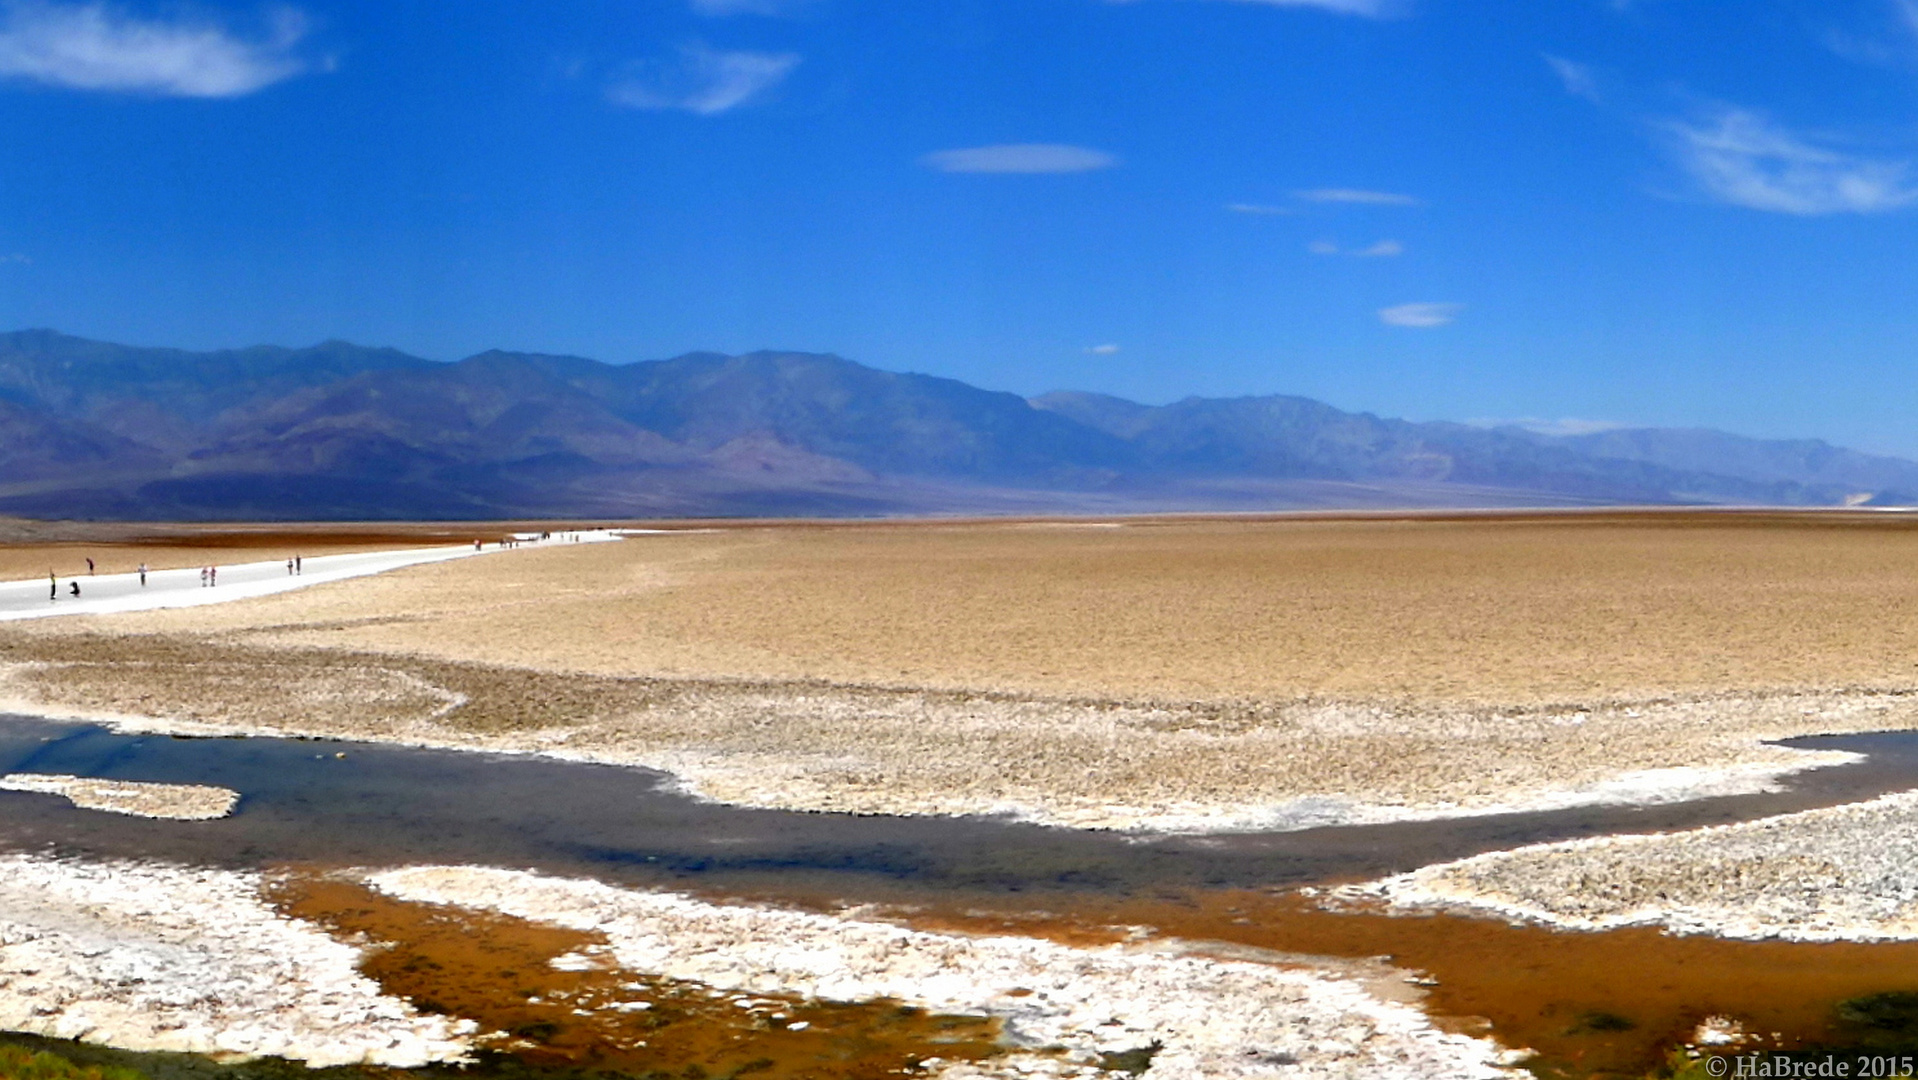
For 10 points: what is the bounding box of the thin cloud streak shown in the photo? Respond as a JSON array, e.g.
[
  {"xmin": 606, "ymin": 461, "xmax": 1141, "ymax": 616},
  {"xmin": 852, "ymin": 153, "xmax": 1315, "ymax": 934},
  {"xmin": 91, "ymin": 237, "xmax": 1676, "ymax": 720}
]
[
  {"xmin": 608, "ymin": 45, "xmax": 799, "ymax": 115},
  {"xmin": 922, "ymin": 144, "xmax": 1118, "ymax": 174},
  {"xmin": 0, "ymin": 1, "xmax": 311, "ymax": 97},
  {"xmin": 1379, "ymin": 302, "xmax": 1461, "ymax": 328},
  {"xmin": 1226, "ymin": 202, "xmax": 1294, "ymax": 215},
  {"xmin": 1544, "ymin": 54, "xmax": 1600, "ymax": 102},
  {"xmin": 1215, "ymin": 0, "xmax": 1392, "ymax": 14},
  {"xmin": 1295, "ymin": 187, "xmax": 1422, "ymax": 206},
  {"xmin": 1354, "ymin": 239, "xmax": 1403, "ymax": 257},
  {"xmin": 1898, "ymin": 0, "xmax": 1918, "ymax": 37},
  {"xmin": 1662, "ymin": 107, "xmax": 1918, "ymax": 215},
  {"xmin": 1085, "ymin": 343, "xmax": 1121, "ymax": 355}
]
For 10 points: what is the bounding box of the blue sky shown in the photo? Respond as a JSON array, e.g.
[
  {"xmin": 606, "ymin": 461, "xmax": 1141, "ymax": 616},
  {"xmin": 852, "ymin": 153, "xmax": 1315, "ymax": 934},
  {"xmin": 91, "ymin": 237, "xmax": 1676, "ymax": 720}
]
[{"xmin": 2, "ymin": 1, "xmax": 1918, "ymax": 454}]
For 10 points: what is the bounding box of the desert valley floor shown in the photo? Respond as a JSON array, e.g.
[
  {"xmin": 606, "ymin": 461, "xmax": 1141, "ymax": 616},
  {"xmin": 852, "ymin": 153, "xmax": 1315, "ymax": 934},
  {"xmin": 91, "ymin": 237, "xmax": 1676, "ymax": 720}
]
[{"xmin": 10, "ymin": 511, "xmax": 1918, "ymax": 1078}]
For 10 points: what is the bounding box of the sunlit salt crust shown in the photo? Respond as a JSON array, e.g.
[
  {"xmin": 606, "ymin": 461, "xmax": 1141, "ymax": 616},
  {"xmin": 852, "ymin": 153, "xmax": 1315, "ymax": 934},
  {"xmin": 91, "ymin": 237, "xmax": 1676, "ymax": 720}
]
[
  {"xmin": 0, "ymin": 853, "xmax": 472, "ymax": 1066},
  {"xmin": 370, "ymin": 865, "xmax": 1521, "ymax": 1079},
  {"xmin": 0, "ymin": 683, "xmax": 1867, "ymax": 835},
  {"xmin": 1362, "ymin": 789, "xmax": 1918, "ymax": 942},
  {"xmin": 0, "ymin": 773, "xmax": 240, "ymax": 820},
  {"xmin": 0, "ymin": 529, "xmax": 626, "ymax": 623}
]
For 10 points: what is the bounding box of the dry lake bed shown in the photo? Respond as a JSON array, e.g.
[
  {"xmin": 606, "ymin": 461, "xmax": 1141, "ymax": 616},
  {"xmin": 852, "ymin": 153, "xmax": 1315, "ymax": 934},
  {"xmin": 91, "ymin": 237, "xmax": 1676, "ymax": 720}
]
[{"xmin": 10, "ymin": 510, "xmax": 1918, "ymax": 1079}]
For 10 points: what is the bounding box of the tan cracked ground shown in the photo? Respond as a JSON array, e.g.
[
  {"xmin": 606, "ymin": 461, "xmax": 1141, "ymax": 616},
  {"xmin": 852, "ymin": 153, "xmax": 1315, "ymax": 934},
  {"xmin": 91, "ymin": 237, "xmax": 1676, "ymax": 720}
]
[{"xmin": 8, "ymin": 511, "xmax": 1918, "ymax": 828}]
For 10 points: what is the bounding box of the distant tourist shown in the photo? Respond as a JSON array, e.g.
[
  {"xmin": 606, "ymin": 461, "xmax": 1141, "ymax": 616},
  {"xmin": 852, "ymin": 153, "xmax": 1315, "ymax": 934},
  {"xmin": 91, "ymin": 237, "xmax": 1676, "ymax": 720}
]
[
  {"xmin": 138, "ymin": 563, "xmax": 147, "ymax": 586},
  {"xmin": 199, "ymin": 567, "xmax": 208, "ymax": 588},
  {"xmin": 48, "ymin": 572, "xmax": 55, "ymax": 601},
  {"xmin": 210, "ymin": 565, "xmax": 217, "ymax": 586},
  {"xmin": 85, "ymin": 558, "xmax": 94, "ymax": 575},
  {"xmin": 68, "ymin": 581, "xmax": 79, "ymax": 598},
  {"xmin": 295, "ymin": 556, "xmax": 302, "ymax": 574},
  {"xmin": 287, "ymin": 559, "xmax": 295, "ymax": 576}
]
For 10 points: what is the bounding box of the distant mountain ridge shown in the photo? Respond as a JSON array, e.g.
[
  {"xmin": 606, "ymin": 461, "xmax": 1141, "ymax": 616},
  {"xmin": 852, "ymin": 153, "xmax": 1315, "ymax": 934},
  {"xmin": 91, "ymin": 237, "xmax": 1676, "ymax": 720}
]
[{"xmin": 0, "ymin": 328, "xmax": 1909, "ymax": 520}]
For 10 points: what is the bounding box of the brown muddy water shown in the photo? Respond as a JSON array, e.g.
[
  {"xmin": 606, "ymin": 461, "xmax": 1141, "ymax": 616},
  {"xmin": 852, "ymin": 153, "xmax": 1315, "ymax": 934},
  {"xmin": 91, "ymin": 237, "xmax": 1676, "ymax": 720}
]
[{"xmin": 11, "ymin": 714, "xmax": 1918, "ymax": 1078}]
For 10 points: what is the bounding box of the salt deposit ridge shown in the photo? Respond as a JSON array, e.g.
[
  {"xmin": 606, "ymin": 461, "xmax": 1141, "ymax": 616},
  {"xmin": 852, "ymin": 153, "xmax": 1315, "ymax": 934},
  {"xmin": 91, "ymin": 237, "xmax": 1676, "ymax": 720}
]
[
  {"xmin": 0, "ymin": 530, "xmax": 627, "ymax": 621},
  {"xmin": 371, "ymin": 865, "xmax": 1521, "ymax": 1080},
  {"xmin": 0, "ymin": 850, "xmax": 1522, "ymax": 1078},
  {"xmin": 1363, "ymin": 788, "xmax": 1918, "ymax": 942},
  {"xmin": 0, "ymin": 853, "xmax": 472, "ymax": 1066}
]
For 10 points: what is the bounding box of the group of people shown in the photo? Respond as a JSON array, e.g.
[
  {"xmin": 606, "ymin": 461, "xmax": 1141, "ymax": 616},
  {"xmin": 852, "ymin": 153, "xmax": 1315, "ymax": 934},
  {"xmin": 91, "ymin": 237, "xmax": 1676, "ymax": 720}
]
[
  {"xmin": 46, "ymin": 554, "xmax": 323, "ymax": 601},
  {"xmin": 49, "ymin": 559, "xmax": 151, "ymax": 600},
  {"xmin": 46, "ymin": 558, "xmax": 189, "ymax": 600}
]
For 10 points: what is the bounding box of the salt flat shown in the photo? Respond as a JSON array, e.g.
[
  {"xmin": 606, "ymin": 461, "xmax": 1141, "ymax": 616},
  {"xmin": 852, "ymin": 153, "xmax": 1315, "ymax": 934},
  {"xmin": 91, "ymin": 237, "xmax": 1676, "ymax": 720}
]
[
  {"xmin": 5, "ymin": 512, "xmax": 1918, "ymax": 829},
  {"xmin": 0, "ymin": 530, "xmax": 621, "ymax": 622}
]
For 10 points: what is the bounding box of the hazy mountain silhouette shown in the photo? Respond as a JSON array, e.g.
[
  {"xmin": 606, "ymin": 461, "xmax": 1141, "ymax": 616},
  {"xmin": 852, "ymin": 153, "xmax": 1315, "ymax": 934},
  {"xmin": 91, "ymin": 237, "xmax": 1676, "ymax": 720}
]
[{"xmin": 0, "ymin": 329, "xmax": 1910, "ymax": 520}]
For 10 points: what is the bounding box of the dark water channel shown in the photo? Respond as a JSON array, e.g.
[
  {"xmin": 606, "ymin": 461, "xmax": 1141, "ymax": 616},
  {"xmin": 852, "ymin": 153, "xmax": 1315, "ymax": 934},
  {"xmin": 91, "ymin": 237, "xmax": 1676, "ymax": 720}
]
[
  {"xmin": 5, "ymin": 715, "xmax": 1918, "ymax": 903},
  {"xmin": 13, "ymin": 714, "xmax": 1918, "ymax": 1079}
]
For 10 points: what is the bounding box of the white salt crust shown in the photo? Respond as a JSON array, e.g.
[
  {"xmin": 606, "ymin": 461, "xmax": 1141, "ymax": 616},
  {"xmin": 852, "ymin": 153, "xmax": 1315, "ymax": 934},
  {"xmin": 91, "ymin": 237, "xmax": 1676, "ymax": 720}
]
[
  {"xmin": 0, "ymin": 853, "xmax": 472, "ymax": 1066},
  {"xmin": 0, "ymin": 774, "xmax": 240, "ymax": 820},
  {"xmin": 371, "ymin": 865, "xmax": 1522, "ymax": 1080},
  {"xmin": 1364, "ymin": 788, "xmax": 1918, "ymax": 942}
]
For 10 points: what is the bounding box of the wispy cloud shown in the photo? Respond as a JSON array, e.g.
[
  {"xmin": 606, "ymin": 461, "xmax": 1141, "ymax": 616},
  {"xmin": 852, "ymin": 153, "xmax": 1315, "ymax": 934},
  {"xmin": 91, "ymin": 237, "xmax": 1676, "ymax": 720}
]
[
  {"xmin": 1295, "ymin": 187, "xmax": 1422, "ymax": 206},
  {"xmin": 1307, "ymin": 239, "xmax": 1403, "ymax": 257},
  {"xmin": 1827, "ymin": 0, "xmax": 1918, "ymax": 65},
  {"xmin": 1225, "ymin": 202, "xmax": 1293, "ymax": 215},
  {"xmin": 0, "ymin": 252, "xmax": 28, "ymax": 265},
  {"xmin": 1084, "ymin": 343, "xmax": 1121, "ymax": 355},
  {"xmin": 1378, "ymin": 302, "xmax": 1461, "ymax": 328},
  {"xmin": 0, "ymin": 1, "xmax": 312, "ymax": 97},
  {"xmin": 1661, "ymin": 106, "xmax": 1918, "ymax": 215},
  {"xmin": 922, "ymin": 144, "xmax": 1118, "ymax": 174},
  {"xmin": 1544, "ymin": 54, "xmax": 1600, "ymax": 102},
  {"xmin": 608, "ymin": 45, "xmax": 798, "ymax": 115},
  {"xmin": 1210, "ymin": 0, "xmax": 1395, "ymax": 14}
]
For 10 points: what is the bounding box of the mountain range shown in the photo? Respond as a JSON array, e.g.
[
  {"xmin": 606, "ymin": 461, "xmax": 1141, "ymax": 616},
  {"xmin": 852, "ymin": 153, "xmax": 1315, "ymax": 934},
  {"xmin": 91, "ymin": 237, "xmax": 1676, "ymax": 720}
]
[{"xmin": 0, "ymin": 328, "xmax": 1911, "ymax": 520}]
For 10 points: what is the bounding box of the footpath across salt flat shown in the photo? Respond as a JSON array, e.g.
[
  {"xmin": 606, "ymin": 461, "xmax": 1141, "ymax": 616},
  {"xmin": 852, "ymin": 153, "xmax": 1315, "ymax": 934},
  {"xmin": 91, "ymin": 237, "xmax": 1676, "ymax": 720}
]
[{"xmin": 0, "ymin": 530, "xmax": 627, "ymax": 622}]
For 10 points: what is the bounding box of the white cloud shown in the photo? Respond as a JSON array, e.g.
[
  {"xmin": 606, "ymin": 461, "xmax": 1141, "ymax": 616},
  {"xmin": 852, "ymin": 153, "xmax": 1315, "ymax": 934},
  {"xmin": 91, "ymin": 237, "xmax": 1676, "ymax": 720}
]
[
  {"xmin": 1544, "ymin": 54, "xmax": 1600, "ymax": 102},
  {"xmin": 1378, "ymin": 302, "xmax": 1461, "ymax": 328},
  {"xmin": 0, "ymin": 2, "xmax": 311, "ymax": 97},
  {"xmin": 1662, "ymin": 106, "xmax": 1918, "ymax": 215},
  {"xmin": 0, "ymin": 252, "xmax": 27, "ymax": 264},
  {"xmin": 1354, "ymin": 239, "xmax": 1403, "ymax": 257},
  {"xmin": 607, "ymin": 45, "xmax": 799, "ymax": 115},
  {"xmin": 1294, "ymin": 187, "xmax": 1422, "ymax": 206},
  {"xmin": 1226, "ymin": 202, "xmax": 1293, "ymax": 215},
  {"xmin": 1085, "ymin": 343, "xmax": 1121, "ymax": 355},
  {"xmin": 921, "ymin": 144, "xmax": 1118, "ymax": 174},
  {"xmin": 1306, "ymin": 239, "xmax": 1339, "ymax": 255}
]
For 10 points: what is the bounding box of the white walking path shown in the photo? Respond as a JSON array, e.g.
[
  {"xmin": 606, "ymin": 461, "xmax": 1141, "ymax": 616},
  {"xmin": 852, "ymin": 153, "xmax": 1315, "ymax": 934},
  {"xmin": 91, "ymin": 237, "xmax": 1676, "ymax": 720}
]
[{"xmin": 0, "ymin": 529, "xmax": 627, "ymax": 622}]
